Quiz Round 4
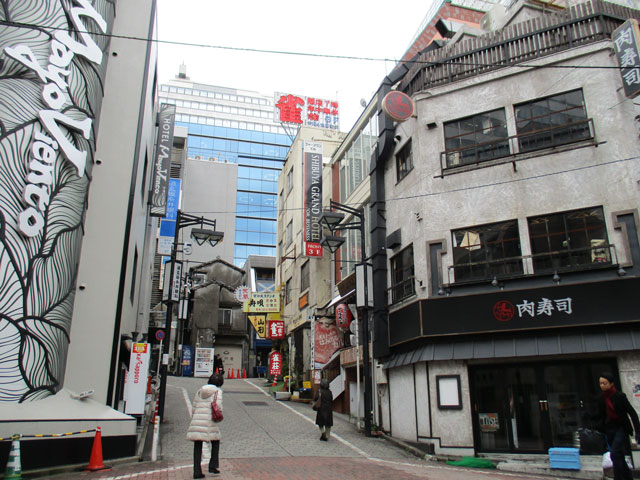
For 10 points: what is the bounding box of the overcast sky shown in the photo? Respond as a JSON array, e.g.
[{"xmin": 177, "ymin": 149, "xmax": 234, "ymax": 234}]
[{"xmin": 156, "ymin": 0, "xmax": 436, "ymax": 131}]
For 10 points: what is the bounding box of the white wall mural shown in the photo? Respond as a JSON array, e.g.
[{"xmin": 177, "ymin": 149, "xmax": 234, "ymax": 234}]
[{"xmin": 0, "ymin": 0, "xmax": 114, "ymax": 402}]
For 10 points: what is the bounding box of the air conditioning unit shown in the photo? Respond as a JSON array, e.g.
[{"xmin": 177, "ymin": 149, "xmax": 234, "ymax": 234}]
[{"xmin": 447, "ymin": 152, "xmax": 461, "ymax": 167}]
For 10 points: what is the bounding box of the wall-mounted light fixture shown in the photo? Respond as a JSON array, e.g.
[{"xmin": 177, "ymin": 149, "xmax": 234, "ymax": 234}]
[{"xmin": 552, "ymin": 271, "xmax": 560, "ymax": 284}]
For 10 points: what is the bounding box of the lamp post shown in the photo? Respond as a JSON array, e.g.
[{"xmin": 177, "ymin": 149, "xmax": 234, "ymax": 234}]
[
  {"xmin": 320, "ymin": 199, "xmax": 372, "ymax": 437},
  {"xmin": 157, "ymin": 210, "xmax": 223, "ymax": 420}
]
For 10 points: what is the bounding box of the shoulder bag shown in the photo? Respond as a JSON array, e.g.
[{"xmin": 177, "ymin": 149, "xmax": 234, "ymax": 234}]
[
  {"xmin": 211, "ymin": 390, "xmax": 224, "ymax": 422},
  {"xmin": 312, "ymin": 391, "xmax": 322, "ymax": 411}
]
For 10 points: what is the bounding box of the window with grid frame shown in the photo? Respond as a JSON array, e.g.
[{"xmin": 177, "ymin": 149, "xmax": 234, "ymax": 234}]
[
  {"xmin": 300, "ymin": 261, "xmax": 310, "ymax": 292},
  {"xmin": 515, "ymin": 89, "xmax": 591, "ymax": 153},
  {"xmin": 286, "ymin": 220, "xmax": 293, "ymax": 247},
  {"xmin": 452, "ymin": 220, "xmax": 523, "ymax": 282},
  {"xmin": 527, "ymin": 206, "xmax": 610, "ymax": 273},
  {"xmin": 444, "ymin": 108, "xmax": 509, "ymax": 168},
  {"xmin": 396, "ymin": 139, "xmax": 413, "ymax": 181},
  {"xmin": 390, "ymin": 245, "xmax": 415, "ymax": 303},
  {"xmin": 218, "ymin": 308, "xmax": 232, "ymax": 326},
  {"xmin": 287, "ymin": 167, "xmax": 294, "ymax": 194}
]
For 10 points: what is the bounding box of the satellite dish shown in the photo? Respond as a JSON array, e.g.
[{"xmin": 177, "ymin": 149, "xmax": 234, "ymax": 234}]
[{"xmin": 359, "ymin": 98, "xmax": 367, "ymax": 108}]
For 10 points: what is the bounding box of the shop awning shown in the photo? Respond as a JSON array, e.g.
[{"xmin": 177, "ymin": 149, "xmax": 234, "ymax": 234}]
[
  {"xmin": 320, "ymin": 289, "xmax": 355, "ymax": 310},
  {"xmin": 383, "ymin": 325, "xmax": 640, "ymax": 369}
]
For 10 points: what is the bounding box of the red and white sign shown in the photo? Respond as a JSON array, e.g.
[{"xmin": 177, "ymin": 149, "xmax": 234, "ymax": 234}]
[
  {"xmin": 313, "ymin": 322, "xmax": 344, "ymax": 366},
  {"xmin": 234, "ymin": 285, "xmax": 250, "ymax": 303},
  {"xmin": 269, "ymin": 351, "xmax": 282, "ymax": 376},
  {"xmin": 124, "ymin": 343, "xmax": 150, "ymax": 415},
  {"xmin": 268, "ymin": 320, "xmax": 285, "ymax": 339},
  {"xmin": 335, "ymin": 304, "xmax": 353, "ymax": 329},
  {"xmin": 382, "ymin": 91, "xmax": 415, "ymax": 122},
  {"xmin": 274, "ymin": 92, "xmax": 339, "ymax": 130}
]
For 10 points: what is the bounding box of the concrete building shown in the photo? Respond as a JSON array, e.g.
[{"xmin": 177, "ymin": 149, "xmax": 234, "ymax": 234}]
[
  {"xmin": 0, "ymin": 0, "xmax": 159, "ymax": 468},
  {"xmin": 276, "ymin": 127, "xmax": 345, "ymax": 392},
  {"xmin": 380, "ymin": 0, "xmax": 640, "ymax": 458}
]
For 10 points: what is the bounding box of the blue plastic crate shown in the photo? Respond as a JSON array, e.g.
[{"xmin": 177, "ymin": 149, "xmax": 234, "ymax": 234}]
[{"xmin": 549, "ymin": 447, "xmax": 581, "ymax": 470}]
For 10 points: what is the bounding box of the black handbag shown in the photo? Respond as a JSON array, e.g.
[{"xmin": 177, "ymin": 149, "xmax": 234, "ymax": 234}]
[
  {"xmin": 312, "ymin": 392, "xmax": 321, "ymax": 411},
  {"xmin": 578, "ymin": 427, "xmax": 607, "ymax": 454}
]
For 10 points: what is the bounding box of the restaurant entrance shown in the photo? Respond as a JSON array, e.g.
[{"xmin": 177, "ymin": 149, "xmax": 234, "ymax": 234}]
[{"xmin": 470, "ymin": 358, "xmax": 617, "ymax": 452}]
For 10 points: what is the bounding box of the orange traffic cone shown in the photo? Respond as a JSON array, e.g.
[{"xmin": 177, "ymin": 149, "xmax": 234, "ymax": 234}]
[
  {"xmin": 272, "ymin": 375, "xmax": 277, "ymax": 387},
  {"xmin": 4, "ymin": 434, "xmax": 21, "ymax": 479},
  {"xmin": 215, "ymin": 367, "xmax": 219, "ymax": 374},
  {"xmin": 229, "ymin": 368, "xmax": 234, "ymax": 379},
  {"xmin": 242, "ymin": 369, "xmax": 247, "ymax": 379},
  {"xmin": 237, "ymin": 368, "xmax": 240, "ymax": 378},
  {"xmin": 86, "ymin": 427, "xmax": 110, "ymax": 472}
]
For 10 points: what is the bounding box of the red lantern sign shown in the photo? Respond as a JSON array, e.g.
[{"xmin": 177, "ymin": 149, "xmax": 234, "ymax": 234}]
[
  {"xmin": 381, "ymin": 91, "xmax": 415, "ymax": 122},
  {"xmin": 269, "ymin": 351, "xmax": 282, "ymax": 376},
  {"xmin": 335, "ymin": 303, "xmax": 353, "ymax": 329},
  {"xmin": 268, "ymin": 320, "xmax": 285, "ymax": 339}
]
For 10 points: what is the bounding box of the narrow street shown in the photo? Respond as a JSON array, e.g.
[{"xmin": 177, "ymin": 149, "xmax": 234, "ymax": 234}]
[{"xmin": 56, "ymin": 377, "xmax": 581, "ymax": 480}]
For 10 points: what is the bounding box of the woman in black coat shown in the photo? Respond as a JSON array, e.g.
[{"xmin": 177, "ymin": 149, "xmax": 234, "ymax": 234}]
[
  {"xmin": 598, "ymin": 372, "xmax": 640, "ymax": 480},
  {"xmin": 314, "ymin": 378, "xmax": 333, "ymax": 441}
]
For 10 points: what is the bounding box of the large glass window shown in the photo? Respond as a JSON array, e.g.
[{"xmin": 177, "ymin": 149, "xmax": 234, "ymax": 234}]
[
  {"xmin": 528, "ymin": 207, "xmax": 609, "ymax": 272},
  {"xmin": 444, "ymin": 109, "xmax": 509, "ymax": 167},
  {"xmin": 396, "ymin": 139, "xmax": 413, "ymax": 181},
  {"xmin": 515, "ymin": 89, "xmax": 591, "ymax": 153},
  {"xmin": 452, "ymin": 220, "xmax": 523, "ymax": 282},
  {"xmin": 390, "ymin": 245, "xmax": 415, "ymax": 304},
  {"xmin": 338, "ymin": 112, "xmax": 377, "ymax": 201}
]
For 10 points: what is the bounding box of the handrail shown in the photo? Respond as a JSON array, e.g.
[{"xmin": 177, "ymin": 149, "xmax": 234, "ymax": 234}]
[
  {"xmin": 387, "ymin": 275, "xmax": 416, "ymax": 304},
  {"xmin": 446, "ymin": 243, "xmax": 618, "ymax": 285}
]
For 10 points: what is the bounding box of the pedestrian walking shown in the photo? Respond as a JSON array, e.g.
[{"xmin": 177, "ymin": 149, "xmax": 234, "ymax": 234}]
[
  {"xmin": 187, "ymin": 372, "xmax": 224, "ymax": 478},
  {"xmin": 214, "ymin": 353, "xmax": 224, "ymax": 376},
  {"xmin": 314, "ymin": 378, "xmax": 333, "ymax": 441},
  {"xmin": 597, "ymin": 372, "xmax": 640, "ymax": 480}
]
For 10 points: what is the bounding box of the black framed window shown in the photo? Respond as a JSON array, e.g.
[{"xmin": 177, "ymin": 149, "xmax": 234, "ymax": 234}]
[
  {"xmin": 452, "ymin": 220, "xmax": 523, "ymax": 282},
  {"xmin": 218, "ymin": 308, "xmax": 231, "ymax": 326},
  {"xmin": 390, "ymin": 245, "xmax": 415, "ymax": 303},
  {"xmin": 527, "ymin": 206, "xmax": 610, "ymax": 272},
  {"xmin": 444, "ymin": 108, "xmax": 509, "ymax": 167},
  {"xmin": 300, "ymin": 261, "xmax": 310, "ymax": 292},
  {"xmin": 285, "ymin": 278, "xmax": 292, "ymax": 304},
  {"xmin": 396, "ymin": 139, "xmax": 413, "ymax": 181},
  {"xmin": 515, "ymin": 89, "xmax": 591, "ymax": 153}
]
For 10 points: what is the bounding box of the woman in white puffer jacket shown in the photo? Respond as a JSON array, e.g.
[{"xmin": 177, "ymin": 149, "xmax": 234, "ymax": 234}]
[{"xmin": 187, "ymin": 372, "xmax": 223, "ymax": 478}]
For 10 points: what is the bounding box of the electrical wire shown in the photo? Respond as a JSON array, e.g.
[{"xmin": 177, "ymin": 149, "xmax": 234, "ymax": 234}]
[{"xmin": 0, "ymin": 19, "xmax": 636, "ymax": 71}]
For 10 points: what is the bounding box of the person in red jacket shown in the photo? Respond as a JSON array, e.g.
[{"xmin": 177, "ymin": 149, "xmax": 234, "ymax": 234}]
[{"xmin": 598, "ymin": 372, "xmax": 640, "ymax": 480}]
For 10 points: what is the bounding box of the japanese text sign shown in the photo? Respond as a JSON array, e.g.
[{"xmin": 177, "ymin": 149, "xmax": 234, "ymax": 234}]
[
  {"xmin": 612, "ymin": 19, "xmax": 640, "ymax": 99},
  {"xmin": 274, "ymin": 92, "xmax": 339, "ymax": 130},
  {"xmin": 313, "ymin": 322, "xmax": 344, "ymax": 366},
  {"xmin": 243, "ymin": 292, "xmax": 280, "ymax": 313},
  {"xmin": 268, "ymin": 320, "xmax": 285, "ymax": 339},
  {"xmin": 249, "ymin": 315, "xmax": 267, "ymax": 338},
  {"xmin": 303, "ymin": 141, "xmax": 323, "ymax": 257},
  {"xmin": 269, "ymin": 351, "xmax": 282, "ymax": 377}
]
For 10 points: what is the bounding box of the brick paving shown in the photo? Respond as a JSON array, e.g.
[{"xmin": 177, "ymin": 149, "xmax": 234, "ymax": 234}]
[{"xmin": 44, "ymin": 377, "xmax": 577, "ymax": 480}]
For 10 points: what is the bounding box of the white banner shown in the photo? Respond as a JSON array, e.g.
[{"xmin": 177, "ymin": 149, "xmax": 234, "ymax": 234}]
[{"xmin": 124, "ymin": 343, "xmax": 150, "ymax": 415}]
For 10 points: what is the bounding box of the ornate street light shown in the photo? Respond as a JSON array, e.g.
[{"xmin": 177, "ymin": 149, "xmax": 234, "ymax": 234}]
[
  {"xmin": 157, "ymin": 210, "xmax": 223, "ymax": 420},
  {"xmin": 320, "ymin": 199, "xmax": 373, "ymax": 437}
]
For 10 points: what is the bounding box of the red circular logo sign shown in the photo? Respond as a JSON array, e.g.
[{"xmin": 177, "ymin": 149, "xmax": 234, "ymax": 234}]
[
  {"xmin": 492, "ymin": 300, "xmax": 515, "ymax": 322},
  {"xmin": 382, "ymin": 91, "xmax": 414, "ymax": 122}
]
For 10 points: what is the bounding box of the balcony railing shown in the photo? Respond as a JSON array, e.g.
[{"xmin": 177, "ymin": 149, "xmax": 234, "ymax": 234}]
[
  {"xmin": 401, "ymin": 0, "xmax": 640, "ymax": 96},
  {"xmin": 446, "ymin": 243, "xmax": 619, "ymax": 285},
  {"xmin": 440, "ymin": 118, "xmax": 594, "ymax": 170},
  {"xmin": 388, "ymin": 276, "xmax": 416, "ymax": 304}
]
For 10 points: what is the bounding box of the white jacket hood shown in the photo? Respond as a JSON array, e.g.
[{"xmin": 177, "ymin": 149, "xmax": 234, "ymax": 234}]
[{"xmin": 198, "ymin": 384, "xmax": 218, "ymax": 399}]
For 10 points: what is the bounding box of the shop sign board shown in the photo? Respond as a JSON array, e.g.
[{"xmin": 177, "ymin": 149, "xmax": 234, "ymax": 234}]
[
  {"xmin": 274, "ymin": 92, "xmax": 339, "ymax": 130},
  {"xmin": 269, "ymin": 351, "xmax": 282, "ymax": 376},
  {"xmin": 612, "ymin": 19, "xmax": 640, "ymax": 99},
  {"xmin": 268, "ymin": 320, "xmax": 285, "ymax": 339},
  {"xmin": 479, "ymin": 413, "xmax": 500, "ymax": 432},
  {"xmin": 150, "ymin": 103, "xmax": 176, "ymax": 216},
  {"xmin": 125, "ymin": 343, "xmax": 150, "ymax": 415},
  {"xmin": 313, "ymin": 322, "xmax": 344, "ymax": 368},
  {"xmin": 243, "ymin": 292, "xmax": 280, "ymax": 313},
  {"xmin": 303, "ymin": 141, "xmax": 323, "ymax": 257}
]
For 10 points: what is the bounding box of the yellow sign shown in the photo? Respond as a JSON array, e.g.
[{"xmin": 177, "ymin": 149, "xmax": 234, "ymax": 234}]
[
  {"xmin": 302, "ymin": 381, "xmax": 312, "ymax": 389},
  {"xmin": 248, "ymin": 315, "xmax": 267, "ymax": 338},
  {"xmin": 243, "ymin": 292, "xmax": 280, "ymax": 313}
]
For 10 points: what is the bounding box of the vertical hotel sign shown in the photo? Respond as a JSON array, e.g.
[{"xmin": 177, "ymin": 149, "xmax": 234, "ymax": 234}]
[
  {"xmin": 150, "ymin": 104, "xmax": 176, "ymax": 216},
  {"xmin": 612, "ymin": 19, "xmax": 640, "ymax": 99},
  {"xmin": 303, "ymin": 142, "xmax": 323, "ymax": 257},
  {"xmin": 0, "ymin": 0, "xmax": 115, "ymax": 403}
]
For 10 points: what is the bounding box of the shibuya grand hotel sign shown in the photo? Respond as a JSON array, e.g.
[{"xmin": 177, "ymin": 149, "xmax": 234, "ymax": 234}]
[{"xmin": 0, "ymin": 0, "xmax": 114, "ymax": 403}]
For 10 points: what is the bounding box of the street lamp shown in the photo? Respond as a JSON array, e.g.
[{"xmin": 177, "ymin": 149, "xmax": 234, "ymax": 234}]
[
  {"xmin": 157, "ymin": 210, "xmax": 223, "ymax": 420},
  {"xmin": 319, "ymin": 199, "xmax": 373, "ymax": 437}
]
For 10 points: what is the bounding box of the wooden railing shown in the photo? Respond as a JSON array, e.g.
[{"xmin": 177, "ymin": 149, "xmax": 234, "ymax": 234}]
[{"xmin": 401, "ymin": 0, "xmax": 640, "ymax": 95}]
